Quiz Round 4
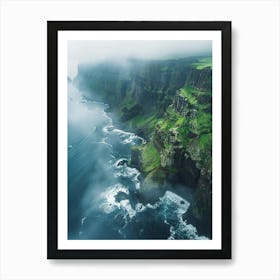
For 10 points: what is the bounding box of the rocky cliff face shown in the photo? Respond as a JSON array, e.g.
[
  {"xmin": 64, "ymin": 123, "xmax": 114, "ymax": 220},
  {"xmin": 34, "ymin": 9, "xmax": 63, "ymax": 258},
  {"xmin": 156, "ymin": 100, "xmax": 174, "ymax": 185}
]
[{"xmin": 74, "ymin": 57, "xmax": 212, "ymax": 237}]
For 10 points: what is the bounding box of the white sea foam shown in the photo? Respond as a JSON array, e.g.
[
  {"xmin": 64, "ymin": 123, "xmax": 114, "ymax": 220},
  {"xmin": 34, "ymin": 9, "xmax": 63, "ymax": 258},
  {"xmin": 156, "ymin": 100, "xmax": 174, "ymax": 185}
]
[
  {"xmin": 146, "ymin": 202, "xmax": 160, "ymax": 210},
  {"xmin": 114, "ymin": 165, "xmax": 139, "ymax": 178},
  {"xmin": 114, "ymin": 164, "xmax": 141, "ymax": 190},
  {"xmin": 99, "ymin": 137, "xmax": 113, "ymax": 148},
  {"xmin": 111, "ymin": 128, "xmax": 146, "ymax": 145},
  {"xmin": 99, "ymin": 184, "xmax": 137, "ymax": 219},
  {"xmin": 99, "ymin": 108, "xmax": 146, "ymax": 147},
  {"xmin": 114, "ymin": 158, "xmax": 128, "ymax": 168},
  {"xmin": 101, "ymin": 111, "xmax": 113, "ymax": 134},
  {"xmin": 168, "ymin": 220, "xmax": 208, "ymax": 240},
  {"xmin": 159, "ymin": 190, "xmax": 190, "ymax": 215},
  {"xmin": 135, "ymin": 203, "xmax": 145, "ymax": 213},
  {"xmin": 100, "ymin": 184, "xmax": 129, "ymax": 214},
  {"xmin": 102, "ymin": 124, "xmax": 114, "ymax": 133},
  {"xmin": 81, "ymin": 216, "xmax": 87, "ymax": 225},
  {"xmin": 135, "ymin": 182, "xmax": 140, "ymax": 190},
  {"xmin": 119, "ymin": 199, "xmax": 136, "ymax": 219},
  {"xmin": 155, "ymin": 190, "xmax": 209, "ymax": 240}
]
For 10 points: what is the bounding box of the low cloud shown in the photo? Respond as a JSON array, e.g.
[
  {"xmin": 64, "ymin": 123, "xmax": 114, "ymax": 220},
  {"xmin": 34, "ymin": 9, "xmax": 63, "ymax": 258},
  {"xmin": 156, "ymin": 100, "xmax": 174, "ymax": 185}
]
[{"xmin": 68, "ymin": 40, "xmax": 211, "ymax": 79}]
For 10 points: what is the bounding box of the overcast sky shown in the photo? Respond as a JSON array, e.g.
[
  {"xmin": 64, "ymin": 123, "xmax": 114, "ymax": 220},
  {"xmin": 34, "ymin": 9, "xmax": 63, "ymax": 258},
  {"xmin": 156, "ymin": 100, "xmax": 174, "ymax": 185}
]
[{"xmin": 68, "ymin": 40, "xmax": 212, "ymax": 79}]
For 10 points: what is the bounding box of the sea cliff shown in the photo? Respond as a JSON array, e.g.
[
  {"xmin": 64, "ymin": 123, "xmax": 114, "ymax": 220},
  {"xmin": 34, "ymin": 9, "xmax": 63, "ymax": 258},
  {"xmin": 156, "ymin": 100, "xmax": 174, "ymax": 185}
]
[{"xmin": 74, "ymin": 56, "xmax": 212, "ymax": 237}]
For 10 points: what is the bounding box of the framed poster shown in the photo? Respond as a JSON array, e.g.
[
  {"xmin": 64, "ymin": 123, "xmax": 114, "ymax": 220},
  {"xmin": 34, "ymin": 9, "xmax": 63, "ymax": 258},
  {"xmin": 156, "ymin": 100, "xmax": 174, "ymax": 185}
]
[{"xmin": 47, "ymin": 21, "xmax": 231, "ymax": 259}]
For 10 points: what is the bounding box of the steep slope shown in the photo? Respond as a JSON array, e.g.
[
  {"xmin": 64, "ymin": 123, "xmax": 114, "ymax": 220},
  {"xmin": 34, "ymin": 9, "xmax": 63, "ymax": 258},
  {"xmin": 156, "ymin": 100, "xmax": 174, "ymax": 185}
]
[{"xmin": 74, "ymin": 57, "xmax": 212, "ymax": 237}]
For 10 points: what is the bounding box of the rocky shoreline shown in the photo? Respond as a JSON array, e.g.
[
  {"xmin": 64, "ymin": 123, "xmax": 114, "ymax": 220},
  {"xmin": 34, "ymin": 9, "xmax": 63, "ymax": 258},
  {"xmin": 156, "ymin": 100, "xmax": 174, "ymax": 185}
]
[{"xmin": 74, "ymin": 56, "xmax": 213, "ymax": 237}]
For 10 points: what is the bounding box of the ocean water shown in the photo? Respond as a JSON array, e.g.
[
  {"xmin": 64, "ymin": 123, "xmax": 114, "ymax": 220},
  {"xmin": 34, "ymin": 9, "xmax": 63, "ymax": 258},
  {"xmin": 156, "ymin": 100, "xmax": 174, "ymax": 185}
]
[{"xmin": 68, "ymin": 82, "xmax": 208, "ymax": 240}]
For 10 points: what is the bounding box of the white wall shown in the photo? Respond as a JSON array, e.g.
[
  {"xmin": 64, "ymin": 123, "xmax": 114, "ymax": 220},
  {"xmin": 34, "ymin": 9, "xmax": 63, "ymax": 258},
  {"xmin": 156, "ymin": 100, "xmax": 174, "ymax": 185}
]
[{"xmin": 0, "ymin": 0, "xmax": 279, "ymax": 279}]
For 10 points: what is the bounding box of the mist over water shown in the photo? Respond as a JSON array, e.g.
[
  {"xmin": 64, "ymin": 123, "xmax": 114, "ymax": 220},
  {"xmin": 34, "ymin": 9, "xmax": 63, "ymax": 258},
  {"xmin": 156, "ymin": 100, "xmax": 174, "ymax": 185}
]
[
  {"xmin": 68, "ymin": 81, "xmax": 208, "ymax": 240},
  {"xmin": 68, "ymin": 40, "xmax": 211, "ymax": 79}
]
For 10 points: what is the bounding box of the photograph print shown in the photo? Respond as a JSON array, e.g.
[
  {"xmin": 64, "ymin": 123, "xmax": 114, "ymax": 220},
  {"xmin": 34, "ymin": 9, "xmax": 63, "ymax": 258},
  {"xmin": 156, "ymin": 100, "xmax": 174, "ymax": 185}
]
[{"xmin": 48, "ymin": 21, "xmax": 231, "ymax": 259}]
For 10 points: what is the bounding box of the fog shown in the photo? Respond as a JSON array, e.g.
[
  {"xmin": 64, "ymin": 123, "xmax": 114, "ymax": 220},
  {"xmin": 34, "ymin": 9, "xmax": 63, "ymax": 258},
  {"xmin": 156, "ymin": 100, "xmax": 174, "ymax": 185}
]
[
  {"xmin": 68, "ymin": 82, "xmax": 108, "ymax": 143},
  {"xmin": 68, "ymin": 40, "xmax": 211, "ymax": 79},
  {"xmin": 68, "ymin": 81, "xmax": 146, "ymax": 238}
]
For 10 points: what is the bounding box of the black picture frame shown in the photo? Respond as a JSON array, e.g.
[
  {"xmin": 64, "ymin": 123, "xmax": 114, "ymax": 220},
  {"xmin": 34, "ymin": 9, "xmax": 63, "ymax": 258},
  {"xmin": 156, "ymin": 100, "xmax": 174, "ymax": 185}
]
[{"xmin": 47, "ymin": 21, "xmax": 231, "ymax": 259}]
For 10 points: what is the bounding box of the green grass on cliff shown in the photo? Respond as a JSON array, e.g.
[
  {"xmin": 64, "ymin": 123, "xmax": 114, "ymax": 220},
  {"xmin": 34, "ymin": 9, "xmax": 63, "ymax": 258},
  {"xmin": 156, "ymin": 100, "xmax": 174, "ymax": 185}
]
[
  {"xmin": 179, "ymin": 87, "xmax": 198, "ymax": 105},
  {"xmin": 179, "ymin": 86, "xmax": 209, "ymax": 101},
  {"xmin": 175, "ymin": 115, "xmax": 186, "ymax": 126},
  {"xmin": 189, "ymin": 112, "xmax": 212, "ymax": 134},
  {"xmin": 127, "ymin": 113, "xmax": 158, "ymax": 131},
  {"xmin": 155, "ymin": 88, "xmax": 212, "ymax": 154},
  {"xmin": 199, "ymin": 133, "xmax": 212, "ymax": 150},
  {"xmin": 156, "ymin": 107, "xmax": 185, "ymax": 133},
  {"xmin": 192, "ymin": 57, "xmax": 212, "ymax": 70},
  {"xmin": 141, "ymin": 143, "xmax": 161, "ymax": 173},
  {"xmin": 197, "ymin": 112, "xmax": 212, "ymax": 132}
]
